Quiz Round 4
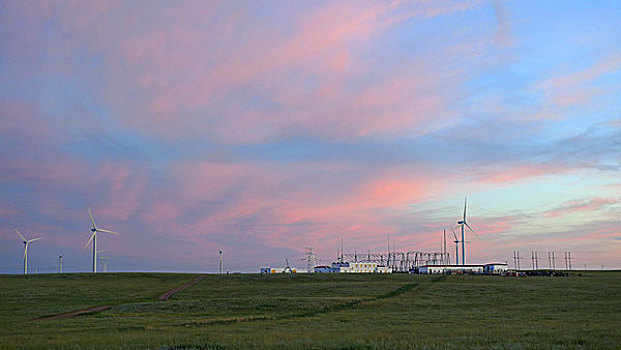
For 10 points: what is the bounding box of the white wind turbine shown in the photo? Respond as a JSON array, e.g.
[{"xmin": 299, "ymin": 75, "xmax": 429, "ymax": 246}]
[
  {"xmin": 450, "ymin": 227, "xmax": 460, "ymax": 265},
  {"xmin": 85, "ymin": 207, "xmax": 118, "ymax": 273},
  {"xmin": 455, "ymin": 197, "xmax": 478, "ymax": 265},
  {"xmin": 15, "ymin": 229, "xmax": 41, "ymax": 275}
]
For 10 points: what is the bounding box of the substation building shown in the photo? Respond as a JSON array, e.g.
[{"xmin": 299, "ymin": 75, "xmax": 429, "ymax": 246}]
[
  {"xmin": 417, "ymin": 262, "xmax": 507, "ymax": 275},
  {"xmin": 261, "ymin": 261, "xmax": 391, "ymax": 274},
  {"xmin": 322, "ymin": 261, "xmax": 392, "ymax": 273}
]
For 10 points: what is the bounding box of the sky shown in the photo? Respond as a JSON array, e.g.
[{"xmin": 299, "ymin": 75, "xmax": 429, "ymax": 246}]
[{"xmin": 1, "ymin": 1, "xmax": 620, "ymax": 273}]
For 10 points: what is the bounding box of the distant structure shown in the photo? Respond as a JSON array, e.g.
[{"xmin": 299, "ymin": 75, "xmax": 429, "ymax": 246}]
[
  {"xmin": 513, "ymin": 251, "xmax": 524, "ymax": 270},
  {"xmin": 219, "ymin": 249, "xmax": 223, "ymax": 274},
  {"xmin": 15, "ymin": 229, "xmax": 42, "ymax": 275},
  {"xmin": 58, "ymin": 251, "xmax": 63, "ymax": 274},
  {"xmin": 323, "ymin": 261, "xmax": 391, "ymax": 273},
  {"xmin": 99, "ymin": 256, "xmax": 111, "ymax": 273},
  {"xmin": 531, "ymin": 251, "xmax": 540, "ymax": 270},
  {"xmin": 451, "ymin": 227, "xmax": 461, "ymax": 264},
  {"xmin": 86, "ymin": 207, "xmax": 118, "ymax": 274},
  {"xmin": 418, "ymin": 262, "xmax": 507, "ymax": 275},
  {"xmin": 564, "ymin": 251, "xmax": 573, "ymax": 270},
  {"xmin": 303, "ymin": 247, "xmax": 317, "ymax": 273}
]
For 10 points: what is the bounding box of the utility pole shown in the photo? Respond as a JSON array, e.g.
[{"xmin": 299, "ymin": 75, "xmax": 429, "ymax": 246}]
[
  {"xmin": 387, "ymin": 234, "xmax": 390, "ymax": 267},
  {"xmin": 564, "ymin": 252, "xmax": 568, "ymax": 270},
  {"xmin": 219, "ymin": 250, "xmax": 223, "ymax": 274},
  {"xmin": 442, "ymin": 229, "xmax": 447, "ymax": 265},
  {"xmin": 515, "ymin": 251, "xmax": 522, "ymax": 270},
  {"xmin": 568, "ymin": 252, "xmax": 573, "ymax": 270}
]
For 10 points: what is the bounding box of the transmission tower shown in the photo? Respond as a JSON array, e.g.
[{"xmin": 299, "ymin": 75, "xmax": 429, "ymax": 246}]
[
  {"xmin": 302, "ymin": 247, "xmax": 317, "ymax": 273},
  {"xmin": 99, "ymin": 257, "xmax": 111, "ymax": 273}
]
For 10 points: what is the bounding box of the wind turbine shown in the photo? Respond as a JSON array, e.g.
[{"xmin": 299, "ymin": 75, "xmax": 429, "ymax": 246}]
[
  {"xmin": 15, "ymin": 229, "xmax": 41, "ymax": 275},
  {"xmin": 456, "ymin": 197, "xmax": 478, "ymax": 265},
  {"xmin": 86, "ymin": 207, "xmax": 118, "ymax": 273},
  {"xmin": 58, "ymin": 250, "xmax": 63, "ymax": 274},
  {"xmin": 219, "ymin": 249, "xmax": 223, "ymax": 274},
  {"xmin": 451, "ymin": 227, "xmax": 460, "ymax": 265}
]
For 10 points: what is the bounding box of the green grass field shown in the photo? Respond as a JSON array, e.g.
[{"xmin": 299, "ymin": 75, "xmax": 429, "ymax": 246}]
[{"xmin": 1, "ymin": 271, "xmax": 620, "ymax": 349}]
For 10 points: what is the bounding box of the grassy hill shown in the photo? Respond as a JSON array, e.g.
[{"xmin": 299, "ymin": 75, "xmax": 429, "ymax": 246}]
[{"xmin": 1, "ymin": 272, "xmax": 620, "ymax": 349}]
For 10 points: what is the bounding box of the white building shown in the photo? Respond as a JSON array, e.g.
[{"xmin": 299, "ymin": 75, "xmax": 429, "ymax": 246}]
[
  {"xmin": 330, "ymin": 261, "xmax": 392, "ymax": 273},
  {"xmin": 417, "ymin": 263, "xmax": 508, "ymax": 275},
  {"xmin": 418, "ymin": 264, "xmax": 484, "ymax": 274}
]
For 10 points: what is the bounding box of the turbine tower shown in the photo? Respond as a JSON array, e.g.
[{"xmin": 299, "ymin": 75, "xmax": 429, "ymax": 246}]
[
  {"xmin": 58, "ymin": 251, "xmax": 63, "ymax": 274},
  {"xmin": 15, "ymin": 229, "xmax": 42, "ymax": 275},
  {"xmin": 219, "ymin": 249, "xmax": 223, "ymax": 274},
  {"xmin": 456, "ymin": 197, "xmax": 477, "ymax": 265},
  {"xmin": 86, "ymin": 207, "xmax": 118, "ymax": 273}
]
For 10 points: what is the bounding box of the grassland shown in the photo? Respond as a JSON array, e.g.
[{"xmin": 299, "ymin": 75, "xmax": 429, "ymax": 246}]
[{"xmin": 1, "ymin": 271, "xmax": 620, "ymax": 349}]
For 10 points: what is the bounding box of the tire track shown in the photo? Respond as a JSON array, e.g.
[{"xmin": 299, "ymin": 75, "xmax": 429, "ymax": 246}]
[
  {"xmin": 37, "ymin": 305, "xmax": 113, "ymax": 320},
  {"xmin": 35, "ymin": 274, "xmax": 207, "ymax": 321},
  {"xmin": 158, "ymin": 274, "xmax": 207, "ymax": 301},
  {"xmin": 184, "ymin": 278, "xmax": 443, "ymax": 327}
]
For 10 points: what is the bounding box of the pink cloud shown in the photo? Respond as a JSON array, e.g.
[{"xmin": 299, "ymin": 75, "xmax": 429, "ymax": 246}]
[
  {"xmin": 532, "ymin": 54, "xmax": 621, "ymax": 118},
  {"xmin": 471, "ymin": 163, "xmax": 569, "ymax": 185},
  {"xmin": 58, "ymin": 1, "xmax": 471, "ymax": 142},
  {"xmin": 543, "ymin": 198, "xmax": 619, "ymax": 218}
]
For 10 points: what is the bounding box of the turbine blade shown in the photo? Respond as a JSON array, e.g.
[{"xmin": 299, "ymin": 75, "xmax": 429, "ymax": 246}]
[
  {"xmin": 465, "ymin": 223, "xmax": 479, "ymax": 239},
  {"xmin": 85, "ymin": 232, "xmax": 96, "ymax": 248},
  {"xmin": 450, "ymin": 227, "xmax": 458, "ymax": 241},
  {"xmin": 97, "ymin": 229, "xmax": 118, "ymax": 234},
  {"xmin": 28, "ymin": 237, "xmax": 42, "ymax": 243},
  {"xmin": 23, "ymin": 244, "xmax": 28, "ymax": 259},
  {"xmin": 463, "ymin": 197, "xmax": 467, "ymax": 221},
  {"xmin": 15, "ymin": 229, "xmax": 26, "ymax": 241},
  {"xmin": 88, "ymin": 207, "xmax": 97, "ymax": 229}
]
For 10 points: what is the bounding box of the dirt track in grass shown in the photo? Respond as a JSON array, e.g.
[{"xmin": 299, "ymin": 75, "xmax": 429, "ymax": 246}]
[
  {"xmin": 38, "ymin": 305, "xmax": 113, "ymax": 320},
  {"xmin": 157, "ymin": 274, "xmax": 207, "ymax": 301},
  {"xmin": 37, "ymin": 274, "xmax": 207, "ymax": 320}
]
